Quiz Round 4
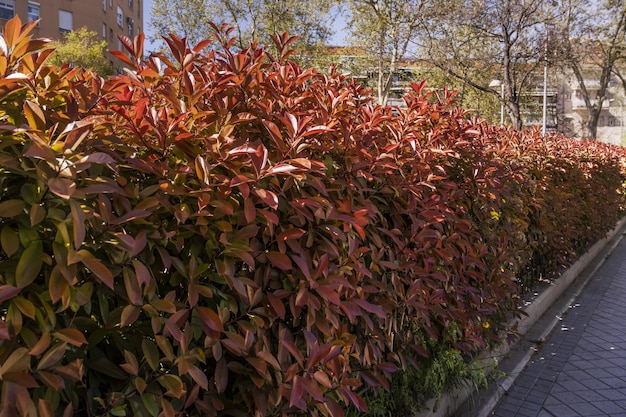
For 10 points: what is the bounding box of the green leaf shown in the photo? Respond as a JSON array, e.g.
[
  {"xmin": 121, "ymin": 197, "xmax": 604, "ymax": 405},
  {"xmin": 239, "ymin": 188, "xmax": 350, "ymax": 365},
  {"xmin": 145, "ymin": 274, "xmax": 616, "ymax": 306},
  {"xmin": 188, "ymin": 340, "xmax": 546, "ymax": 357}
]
[
  {"xmin": 142, "ymin": 339, "xmax": 160, "ymax": 372},
  {"xmin": 157, "ymin": 374, "xmax": 184, "ymax": 399},
  {"xmin": 141, "ymin": 394, "xmax": 160, "ymax": 417},
  {"xmin": 1, "ymin": 225, "xmax": 20, "ymax": 257},
  {"xmin": 12, "ymin": 297, "xmax": 35, "ymax": 318},
  {"xmin": 15, "ymin": 241, "xmax": 43, "ymax": 288}
]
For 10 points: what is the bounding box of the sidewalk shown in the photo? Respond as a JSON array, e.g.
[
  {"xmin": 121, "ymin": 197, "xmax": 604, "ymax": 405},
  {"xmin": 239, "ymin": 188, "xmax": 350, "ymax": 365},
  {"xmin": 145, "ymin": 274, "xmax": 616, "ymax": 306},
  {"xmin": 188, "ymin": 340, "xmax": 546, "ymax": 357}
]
[{"xmin": 488, "ymin": 233, "xmax": 626, "ymax": 417}]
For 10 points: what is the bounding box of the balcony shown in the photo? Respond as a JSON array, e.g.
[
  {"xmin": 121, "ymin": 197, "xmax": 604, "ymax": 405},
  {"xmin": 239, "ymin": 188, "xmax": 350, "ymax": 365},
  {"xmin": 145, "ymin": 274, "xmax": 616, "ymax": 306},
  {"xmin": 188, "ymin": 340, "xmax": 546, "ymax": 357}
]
[{"xmin": 571, "ymin": 97, "xmax": 610, "ymax": 110}]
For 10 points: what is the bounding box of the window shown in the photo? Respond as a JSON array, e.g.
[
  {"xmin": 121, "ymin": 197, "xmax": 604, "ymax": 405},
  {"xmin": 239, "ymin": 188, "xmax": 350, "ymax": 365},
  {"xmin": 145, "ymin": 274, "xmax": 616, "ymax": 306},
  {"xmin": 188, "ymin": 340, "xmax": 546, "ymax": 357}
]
[
  {"xmin": 128, "ymin": 0, "xmax": 133, "ymax": 8},
  {"xmin": 137, "ymin": 0, "xmax": 141, "ymax": 17},
  {"xmin": 103, "ymin": 0, "xmax": 106, "ymax": 11},
  {"xmin": 0, "ymin": 0, "xmax": 14, "ymax": 20},
  {"xmin": 58, "ymin": 10, "xmax": 72, "ymax": 34},
  {"xmin": 116, "ymin": 6, "xmax": 123, "ymax": 27},
  {"xmin": 102, "ymin": 23, "xmax": 107, "ymax": 39},
  {"xmin": 109, "ymin": 28, "xmax": 113, "ymax": 41},
  {"xmin": 127, "ymin": 20, "xmax": 134, "ymax": 36},
  {"xmin": 27, "ymin": 2, "xmax": 39, "ymax": 22},
  {"xmin": 109, "ymin": 0, "xmax": 112, "ymax": 6}
]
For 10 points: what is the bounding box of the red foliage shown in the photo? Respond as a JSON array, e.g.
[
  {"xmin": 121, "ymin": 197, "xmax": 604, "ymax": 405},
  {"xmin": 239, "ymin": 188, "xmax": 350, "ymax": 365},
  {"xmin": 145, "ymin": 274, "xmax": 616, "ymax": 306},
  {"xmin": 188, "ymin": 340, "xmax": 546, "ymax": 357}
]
[{"xmin": 0, "ymin": 17, "xmax": 624, "ymax": 416}]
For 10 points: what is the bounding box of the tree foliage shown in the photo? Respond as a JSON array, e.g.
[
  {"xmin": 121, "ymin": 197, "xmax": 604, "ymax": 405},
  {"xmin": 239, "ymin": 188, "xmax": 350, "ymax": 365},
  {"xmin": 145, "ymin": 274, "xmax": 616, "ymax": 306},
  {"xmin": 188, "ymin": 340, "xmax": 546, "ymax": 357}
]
[
  {"xmin": 149, "ymin": 0, "xmax": 216, "ymax": 51},
  {"xmin": 424, "ymin": 0, "xmax": 553, "ymax": 130},
  {"xmin": 345, "ymin": 0, "xmax": 436, "ymax": 105},
  {"xmin": 149, "ymin": 0, "xmax": 337, "ymax": 61},
  {"xmin": 556, "ymin": 0, "xmax": 626, "ymax": 139},
  {"xmin": 48, "ymin": 27, "xmax": 113, "ymax": 76}
]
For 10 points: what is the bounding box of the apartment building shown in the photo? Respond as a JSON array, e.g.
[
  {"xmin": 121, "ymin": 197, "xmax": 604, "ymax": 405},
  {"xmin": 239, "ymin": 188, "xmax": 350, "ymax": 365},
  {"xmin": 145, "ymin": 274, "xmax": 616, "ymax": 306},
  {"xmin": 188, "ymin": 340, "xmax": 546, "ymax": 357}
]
[{"xmin": 0, "ymin": 0, "xmax": 143, "ymax": 72}]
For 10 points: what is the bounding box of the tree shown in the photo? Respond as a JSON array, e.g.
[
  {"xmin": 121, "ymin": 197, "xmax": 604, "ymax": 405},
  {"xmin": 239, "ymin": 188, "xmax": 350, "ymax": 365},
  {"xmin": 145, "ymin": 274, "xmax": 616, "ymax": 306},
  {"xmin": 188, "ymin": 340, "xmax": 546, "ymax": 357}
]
[
  {"xmin": 345, "ymin": 0, "xmax": 436, "ymax": 106},
  {"xmin": 149, "ymin": 0, "xmax": 337, "ymax": 61},
  {"xmin": 425, "ymin": 0, "xmax": 554, "ymax": 130},
  {"xmin": 149, "ymin": 0, "xmax": 216, "ymax": 51},
  {"xmin": 558, "ymin": 0, "xmax": 626, "ymax": 139},
  {"xmin": 48, "ymin": 27, "xmax": 112, "ymax": 76}
]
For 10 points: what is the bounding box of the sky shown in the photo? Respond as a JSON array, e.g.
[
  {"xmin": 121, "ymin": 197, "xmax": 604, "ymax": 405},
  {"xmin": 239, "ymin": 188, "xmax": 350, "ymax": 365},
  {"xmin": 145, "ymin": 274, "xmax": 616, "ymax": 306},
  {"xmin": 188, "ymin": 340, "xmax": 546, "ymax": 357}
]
[{"xmin": 142, "ymin": 0, "xmax": 348, "ymax": 50}]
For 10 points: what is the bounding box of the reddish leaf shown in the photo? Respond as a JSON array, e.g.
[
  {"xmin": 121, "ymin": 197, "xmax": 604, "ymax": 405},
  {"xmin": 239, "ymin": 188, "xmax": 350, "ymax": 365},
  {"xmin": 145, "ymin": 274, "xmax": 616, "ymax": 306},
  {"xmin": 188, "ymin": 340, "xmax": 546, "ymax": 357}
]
[
  {"xmin": 257, "ymin": 351, "xmax": 281, "ymax": 371},
  {"xmin": 300, "ymin": 376, "xmax": 324, "ymax": 402},
  {"xmin": 47, "ymin": 178, "xmax": 76, "ymax": 199},
  {"xmin": 262, "ymin": 120, "xmax": 285, "ymax": 151},
  {"xmin": 291, "ymin": 254, "xmax": 312, "ymax": 281},
  {"xmin": 29, "ymin": 332, "xmax": 51, "ymax": 355},
  {"xmin": 267, "ymin": 292, "xmax": 286, "ymax": 319},
  {"xmin": 53, "ymin": 328, "xmax": 88, "ymax": 347},
  {"xmin": 266, "ymin": 251, "xmax": 292, "ymax": 270},
  {"xmin": 3, "ymin": 371, "xmax": 38, "ymax": 388},
  {"xmin": 244, "ymin": 197, "xmax": 256, "ymax": 223},
  {"xmin": 254, "ymin": 188, "xmax": 279, "ymax": 209},
  {"xmin": 215, "ymin": 357, "xmax": 228, "ymax": 393},
  {"xmin": 313, "ymin": 370, "xmax": 332, "ymax": 388},
  {"xmin": 325, "ymin": 398, "xmax": 345, "ymax": 417},
  {"xmin": 0, "ymin": 200, "xmax": 25, "ymax": 217},
  {"xmin": 196, "ymin": 306, "xmax": 224, "ymax": 333},
  {"xmin": 133, "ymin": 259, "xmax": 152, "ymax": 287},
  {"xmin": 0, "ymin": 285, "xmax": 19, "ymax": 303},
  {"xmin": 315, "ymin": 286, "xmax": 340, "ymax": 305},
  {"xmin": 187, "ymin": 364, "xmax": 209, "ymax": 390},
  {"xmin": 353, "ymin": 299, "xmax": 386, "ymax": 318},
  {"xmin": 289, "ymin": 375, "xmax": 306, "ymax": 410},
  {"xmin": 81, "ymin": 257, "xmax": 114, "ymax": 289},
  {"xmin": 277, "ymin": 228, "xmax": 305, "ymax": 241},
  {"xmin": 120, "ymin": 305, "xmax": 141, "ymax": 327},
  {"xmin": 0, "ymin": 319, "xmax": 9, "ymax": 340},
  {"xmin": 36, "ymin": 342, "xmax": 67, "ymax": 371}
]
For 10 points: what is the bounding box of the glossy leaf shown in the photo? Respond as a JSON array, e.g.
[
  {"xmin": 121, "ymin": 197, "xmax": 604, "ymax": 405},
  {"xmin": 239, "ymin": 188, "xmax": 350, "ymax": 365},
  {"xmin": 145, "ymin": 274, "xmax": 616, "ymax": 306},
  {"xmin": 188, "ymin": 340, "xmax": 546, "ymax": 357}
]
[{"xmin": 15, "ymin": 241, "xmax": 43, "ymax": 288}]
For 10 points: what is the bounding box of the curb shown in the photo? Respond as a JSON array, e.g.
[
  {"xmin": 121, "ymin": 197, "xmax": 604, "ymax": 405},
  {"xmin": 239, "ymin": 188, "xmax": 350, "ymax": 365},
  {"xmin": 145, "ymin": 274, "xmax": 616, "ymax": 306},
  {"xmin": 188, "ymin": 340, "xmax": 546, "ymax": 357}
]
[{"xmin": 414, "ymin": 217, "xmax": 626, "ymax": 417}]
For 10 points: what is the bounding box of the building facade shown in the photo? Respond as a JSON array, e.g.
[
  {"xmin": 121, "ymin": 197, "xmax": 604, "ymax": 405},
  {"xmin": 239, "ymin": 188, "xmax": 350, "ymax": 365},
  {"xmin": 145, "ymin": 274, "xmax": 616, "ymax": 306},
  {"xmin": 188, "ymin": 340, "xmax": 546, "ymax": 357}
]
[{"xmin": 1, "ymin": 0, "xmax": 143, "ymax": 72}]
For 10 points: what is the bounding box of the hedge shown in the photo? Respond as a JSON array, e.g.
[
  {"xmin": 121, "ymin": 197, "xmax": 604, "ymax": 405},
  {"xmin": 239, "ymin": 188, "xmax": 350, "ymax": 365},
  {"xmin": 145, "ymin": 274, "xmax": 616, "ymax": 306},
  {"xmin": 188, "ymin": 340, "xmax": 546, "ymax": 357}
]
[{"xmin": 0, "ymin": 17, "xmax": 624, "ymax": 417}]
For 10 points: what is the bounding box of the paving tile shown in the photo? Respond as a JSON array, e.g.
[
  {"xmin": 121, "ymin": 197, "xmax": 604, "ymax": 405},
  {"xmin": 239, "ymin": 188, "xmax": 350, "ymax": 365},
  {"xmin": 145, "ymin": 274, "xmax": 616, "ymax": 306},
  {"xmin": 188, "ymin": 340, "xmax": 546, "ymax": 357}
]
[
  {"xmin": 551, "ymin": 390, "xmax": 592, "ymax": 404},
  {"xmin": 563, "ymin": 401, "xmax": 604, "ymax": 415},
  {"xmin": 556, "ymin": 379, "xmax": 590, "ymax": 392},
  {"xmin": 542, "ymin": 402, "xmax": 582, "ymax": 417},
  {"xmin": 579, "ymin": 377, "xmax": 614, "ymax": 390},
  {"xmin": 592, "ymin": 400, "xmax": 626, "ymax": 414},
  {"xmin": 489, "ymin": 237, "xmax": 626, "ymax": 417}
]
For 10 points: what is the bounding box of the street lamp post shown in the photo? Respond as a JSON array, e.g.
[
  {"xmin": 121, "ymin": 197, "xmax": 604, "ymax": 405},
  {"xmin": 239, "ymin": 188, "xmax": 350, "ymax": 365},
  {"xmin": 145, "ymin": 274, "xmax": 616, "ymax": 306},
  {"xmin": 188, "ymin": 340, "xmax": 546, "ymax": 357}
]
[
  {"xmin": 542, "ymin": 53, "xmax": 548, "ymax": 135},
  {"xmin": 489, "ymin": 79, "xmax": 504, "ymax": 126}
]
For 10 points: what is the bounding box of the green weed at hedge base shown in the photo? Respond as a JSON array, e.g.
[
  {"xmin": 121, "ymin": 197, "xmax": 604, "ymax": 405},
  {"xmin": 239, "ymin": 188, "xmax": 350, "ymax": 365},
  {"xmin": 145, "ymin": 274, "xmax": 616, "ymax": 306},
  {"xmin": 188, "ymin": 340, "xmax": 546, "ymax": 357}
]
[{"xmin": 0, "ymin": 16, "xmax": 625, "ymax": 417}]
